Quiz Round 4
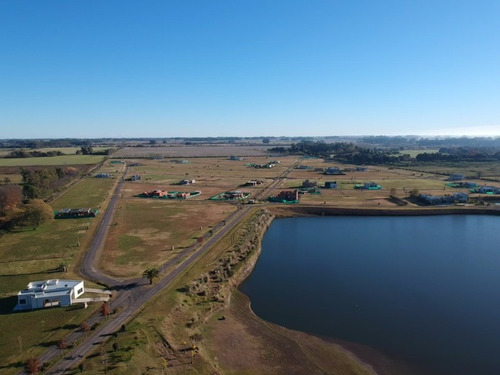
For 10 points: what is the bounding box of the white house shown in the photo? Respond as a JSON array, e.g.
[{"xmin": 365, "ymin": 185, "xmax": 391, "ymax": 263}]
[{"xmin": 14, "ymin": 279, "xmax": 85, "ymax": 311}]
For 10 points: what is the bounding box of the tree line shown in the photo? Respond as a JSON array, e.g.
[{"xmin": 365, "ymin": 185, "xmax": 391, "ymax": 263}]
[
  {"xmin": 3, "ymin": 146, "xmax": 115, "ymax": 159},
  {"xmin": 269, "ymin": 140, "xmax": 500, "ymax": 165},
  {"xmin": 0, "ymin": 166, "xmax": 82, "ymax": 231}
]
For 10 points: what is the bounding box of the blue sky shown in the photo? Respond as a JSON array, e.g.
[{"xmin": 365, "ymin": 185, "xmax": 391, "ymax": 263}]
[{"xmin": 1, "ymin": 1, "xmax": 499, "ymax": 138}]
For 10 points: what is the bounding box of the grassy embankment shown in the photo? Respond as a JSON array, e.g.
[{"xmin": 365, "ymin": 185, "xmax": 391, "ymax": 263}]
[
  {"xmin": 0, "ymin": 174, "xmax": 117, "ymax": 373},
  {"xmin": 72, "ymin": 207, "xmax": 426, "ymax": 375}
]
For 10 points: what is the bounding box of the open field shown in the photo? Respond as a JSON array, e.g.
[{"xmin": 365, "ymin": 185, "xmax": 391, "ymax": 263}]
[
  {"xmin": 0, "ymin": 146, "xmax": 111, "ymax": 157},
  {"xmin": 0, "ymin": 177, "xmax": 116, "ymax": 292},
  {"xmin": 0, "ymin": 154, "xmax": 106, "ymax": 167},
  {"xmin": 113, "ymin": 145, "xmax": 273, "ymax": 158},
  {"xmin": 3, "ymin": 151, "xmax": 500, "ymax": 375},
  {"xmin": 123, "ymin": 156, "xmax": 296, "ymax": 199},
  {"xmin": 0, "ymin": 167, "xmax": 117, "ymax": 372},
  {"xmin": 400, "ymin": 149, "xmax": 440, "ymax": 157},
  {"xmin": 100, "ymin": 199, "xmax": 237, "ymax": 278},
  {"xmin": 400, "ymin": 161, "xmax": 500, "ymax": 180},
  {"xmin": 0, "ymin": 173, "xmax": 22, "ymax": 184}
]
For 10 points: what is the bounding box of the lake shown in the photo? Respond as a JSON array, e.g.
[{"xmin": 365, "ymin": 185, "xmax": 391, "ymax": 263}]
[{"xmin": 240, "ymin": 215, "xmax": 500, "ymax": 375}]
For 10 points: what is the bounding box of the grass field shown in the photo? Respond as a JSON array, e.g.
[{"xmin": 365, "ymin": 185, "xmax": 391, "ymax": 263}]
[
  {"xmin": 400, "ymin": 149, "xmax": 440, "ymax": 157},
  {"xmin": 0, "ymin": 173, "xmax": 116, "ymax": 373},
  {"xmin": 0, "ymin": 155, "xmax": 106, "ymax": 167}
]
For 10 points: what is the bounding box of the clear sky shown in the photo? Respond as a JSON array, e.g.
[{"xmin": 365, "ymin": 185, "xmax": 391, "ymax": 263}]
[{"xmin": 1, "ymin": 1, "xmax": 499, "ymax": 138}]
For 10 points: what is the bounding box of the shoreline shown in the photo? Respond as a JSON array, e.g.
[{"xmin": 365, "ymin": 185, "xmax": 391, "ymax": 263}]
[
  {"xmin": 227, "ymin": 204, "xmax": 500, "ymax": 374},
  {"xmin": 270, "ymin": 204, "xmax": 500, "ymax": 218}
]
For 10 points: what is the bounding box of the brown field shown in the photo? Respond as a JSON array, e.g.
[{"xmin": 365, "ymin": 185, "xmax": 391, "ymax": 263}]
[
  {"xmin": 113, "ymin": 145, "xmax": 274, "ymax": 158},
  {"xmin": 100, "ymin": 199, "xmax": 237, "ymax": 278}
]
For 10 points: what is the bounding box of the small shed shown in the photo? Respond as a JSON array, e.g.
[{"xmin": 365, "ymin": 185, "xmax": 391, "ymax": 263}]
[{"xmin": 325, "ymin": 181, "xmax": 337, "ymax": 189}]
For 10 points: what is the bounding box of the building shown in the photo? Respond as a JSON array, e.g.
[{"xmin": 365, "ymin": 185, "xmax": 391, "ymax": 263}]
[
  {"xmin": 325, "ymin": 167, "xmax": 342, "ymax": 175},
  {"xmin": 302, "ymin": 179, "xmax": 317, "ymax": 188},
  {"xmin": 224, "ymin": 191, "xmax": 245, "ymax": 199},
  {"xmin": 324, "ymin": 181, "xmax": 337, "ymax": 189},
  {"xmin": 245, "ymin": 180, "xmax": 263, "ymax": 186},
  {"xmin": 270, "ymin": 189, "xmax": 300, "ymax": 202},
  {"xmin": 355, "ymin": 182, "xmax": 382, "ymax": 190},
  {"xmin": 14, "ymin": 279, "xmax": 85, "ymax": 311},
  {"xmin": 446, "ymin": 181, "xmax": 478, "ymax": 188},
  {"xmin": 55, "ymin": 208, "xmax": 98, "ymax": 219},
  {"xmin": 419, "ymin": 193, "xmax": 469, "ymax": 205},
  {"xmin": 447, "ymin": 174, "xmax": 464, "ymax": 181},
  {"xmin": 477, "ymin": 186, "xmax": 500, "ymax": 194}
]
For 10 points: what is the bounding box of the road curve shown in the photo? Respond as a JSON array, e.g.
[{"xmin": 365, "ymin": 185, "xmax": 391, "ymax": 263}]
[{"xmin": 33, "ymin": 158, "xmax": 298, "ymax": 374}]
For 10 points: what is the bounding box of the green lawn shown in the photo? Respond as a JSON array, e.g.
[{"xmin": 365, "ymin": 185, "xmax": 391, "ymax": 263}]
[
  {"xmin": 51, "ymin": 177, "xmax": 115, "ymax": 210},
  {"xmin": 400, "ymin": 149, "xmax": 440, "ymax": 157},
  {"xmin": 0, "ymin": 173, "xmax": 116, "ymax": 373}
]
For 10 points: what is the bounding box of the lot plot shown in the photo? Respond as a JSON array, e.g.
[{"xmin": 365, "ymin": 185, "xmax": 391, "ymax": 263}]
[
  {"xmin": 100, "ymin": 199, "xmax": 237, "ymax": 278},
  {"xmin": 0, "ymin": 175, "xmax": 115, "ymax": 372},
  {"xmin": 403, "ymin": 161, "xmax": 500, "ymax": 180},
  {"xmin": 123, "ymin": 156, "xmax": 297, "ymax": 199},
  {"xmin": 0, "ymin": 177, "xmax": 115, "ymax": 295},
  {"xmin": 277, "ymin": 162, "xmax": 477, "ymax": 207}
]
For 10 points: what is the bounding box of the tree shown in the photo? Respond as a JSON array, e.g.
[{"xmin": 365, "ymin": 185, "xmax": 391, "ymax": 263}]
[
  {"xmin": 80, "ymin": 145, "xmax": 93, "ymax": 155},
  {"xmin": 0, "ymin": 184, "xmax": 22, "ymax": 214},
  {"xmin": 101, "ymin": 302, "xmax": 111, "ymax": 318},
  {"xmin": 262, "ymin": 138, "xmax": 271, "ymax": 144},
  {"xmin": 58, "ymin": 338, "xmax": 68, "ymax": 356},
  {"xmin": 25, "ymin": 357, "xmax": 41, "ymax": 374},
  {"xmin": 142, "ymin": 267, "xmax": 160, "ymax": 285},
  {"xmin": 21, "ymin": 199, "xmax": 54, "ymax": 229},
  {"xmin": 81, "ymin": 321, "xmax": 91, "ymax": 336}
]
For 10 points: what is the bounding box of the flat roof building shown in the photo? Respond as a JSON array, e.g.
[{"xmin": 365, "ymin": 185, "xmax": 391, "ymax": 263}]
[{"xmin": 14, "ymin": 279, "xmax": 85, "ymax": 311}]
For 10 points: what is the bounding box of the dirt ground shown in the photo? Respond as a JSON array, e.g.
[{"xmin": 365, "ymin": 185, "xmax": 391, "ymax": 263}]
[{"xmin": 204, "ymin": 290, "xmax": 426, "ymax": 375}]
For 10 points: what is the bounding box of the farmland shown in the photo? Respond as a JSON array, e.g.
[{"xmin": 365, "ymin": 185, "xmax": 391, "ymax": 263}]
[
  {"xmin": 112, "ymin": 144, "xmax": 273, "ymax": 158},
  {"xmin": 0, "ymin": 154, "xmax": 106, "ymax": 167}
]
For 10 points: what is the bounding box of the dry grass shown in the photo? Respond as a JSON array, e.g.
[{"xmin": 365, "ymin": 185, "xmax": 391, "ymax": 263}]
[
  {"xmin": 113, "ymin": 145, "xmax": 272, "ymax": 158},
  {"xmin": 99, "ymin": 198, "xmax": 237, "ymax": 278}
]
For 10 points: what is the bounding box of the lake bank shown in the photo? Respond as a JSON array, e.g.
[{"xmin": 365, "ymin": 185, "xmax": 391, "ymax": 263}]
[
  {"xmin": 240, "ymin": 214, "xmax": 500, "ymax": 375},
  {"xmin": 203, "ymin": 208, "xmax": 428, "ymax": 375},
  {"xmin": 270, "ymin": 204, "xmax": 500, "ymax": 218}
]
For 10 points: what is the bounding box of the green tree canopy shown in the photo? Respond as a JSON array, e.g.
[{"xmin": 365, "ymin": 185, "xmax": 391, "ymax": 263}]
[{"xmin": 142, "ymin": 267, "xmax": 160, "ymax": 285}]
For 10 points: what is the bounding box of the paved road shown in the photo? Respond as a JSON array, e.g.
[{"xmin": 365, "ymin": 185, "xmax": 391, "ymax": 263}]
[
  {"xmin": 80, "ymin": 167, "xmax": 128, "ymax": 287},
  {"xmin": 43, "ymin": 205, "xmax": 251, "ymax": 374},
  {"xmin": 32, "ymin": 159, "xmax": 298, "ymax": 374}
]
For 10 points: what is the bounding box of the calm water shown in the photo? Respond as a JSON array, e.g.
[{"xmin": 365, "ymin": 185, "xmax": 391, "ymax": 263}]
[{"xmin": 240, "ymin": 215, "xmax": 500, "ymax": 375}]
